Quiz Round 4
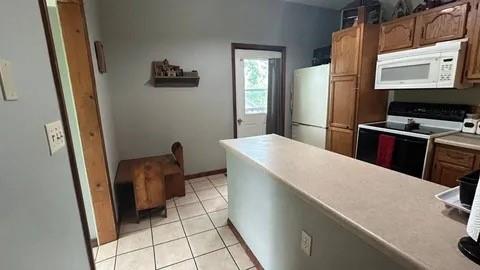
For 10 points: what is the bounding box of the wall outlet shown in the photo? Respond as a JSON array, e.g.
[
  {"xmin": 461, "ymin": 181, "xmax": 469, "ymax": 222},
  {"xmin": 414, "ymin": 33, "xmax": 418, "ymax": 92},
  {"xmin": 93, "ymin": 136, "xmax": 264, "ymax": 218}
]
[
  {"xmin": 301, "ymin": 230, "xmax": 312, "ymax": 256},
  {"xmin": 45, "ymin": 120, "xmax": 66, "ymax": 155},
  {"xmin": 0, "ymin": 59, "xmax": 18, "ymax": 101}
]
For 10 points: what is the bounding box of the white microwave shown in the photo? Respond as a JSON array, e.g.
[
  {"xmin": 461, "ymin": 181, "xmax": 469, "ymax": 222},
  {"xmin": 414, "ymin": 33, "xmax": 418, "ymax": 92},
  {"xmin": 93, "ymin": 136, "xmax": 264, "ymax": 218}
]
[{"xmin": 375, "ymin": 40, "xmax": 468, "ymax": 90}]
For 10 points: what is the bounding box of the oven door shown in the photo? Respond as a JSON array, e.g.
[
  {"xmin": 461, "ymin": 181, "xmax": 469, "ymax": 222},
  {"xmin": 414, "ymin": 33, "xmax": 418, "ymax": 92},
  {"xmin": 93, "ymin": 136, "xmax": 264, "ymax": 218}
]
[
  {"xmin": 375, "ymin": 53, "xmax": 440, "ymax": 89},
  {"xmin": 356, "ymin": 128, "xmax": 428, "ymax": 178}
]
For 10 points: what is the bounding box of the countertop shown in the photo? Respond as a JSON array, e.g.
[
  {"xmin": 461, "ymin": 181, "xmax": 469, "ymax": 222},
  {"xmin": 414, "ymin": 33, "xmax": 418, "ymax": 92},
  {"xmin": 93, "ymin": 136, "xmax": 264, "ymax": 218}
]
[
  {"xmin": 435, "ymin": 133, "xmax": 480, "ymax": 151},
  {"xmin": 220, "ymin": 134, "xmax": 477, "ymax": 270}
]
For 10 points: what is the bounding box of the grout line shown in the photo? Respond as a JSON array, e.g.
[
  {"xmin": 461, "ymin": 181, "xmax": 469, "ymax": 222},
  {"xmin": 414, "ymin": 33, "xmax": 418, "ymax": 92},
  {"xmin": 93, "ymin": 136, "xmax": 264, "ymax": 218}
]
[
  {"xmin": 193, "ymin": 183, "xmax": 240, "ymax": 270},
  {"xmin": 149, "ymin": 211, "xmax": 158, "ymax": 270},
  {"xmin": 177, "ymin": 197, "xmax": 199, "ymax": 270},
  {"xmin": 113, "ymin": 234, "xmax": 119, "ymax": 270}
]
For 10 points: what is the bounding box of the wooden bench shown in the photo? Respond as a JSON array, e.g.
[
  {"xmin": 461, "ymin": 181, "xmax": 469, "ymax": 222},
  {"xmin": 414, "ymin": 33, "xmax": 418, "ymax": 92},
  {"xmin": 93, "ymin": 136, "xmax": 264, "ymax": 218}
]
[{"xmin": 115, "ymin": 142, "xmax": 186, "ymax": 219}]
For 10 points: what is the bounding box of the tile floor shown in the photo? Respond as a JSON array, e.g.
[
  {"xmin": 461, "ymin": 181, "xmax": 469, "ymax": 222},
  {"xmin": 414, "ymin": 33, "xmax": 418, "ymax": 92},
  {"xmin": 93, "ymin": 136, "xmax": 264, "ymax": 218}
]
[{"xmin": 93, "ymin": 174, "xmax": 256, "ymax": 270}]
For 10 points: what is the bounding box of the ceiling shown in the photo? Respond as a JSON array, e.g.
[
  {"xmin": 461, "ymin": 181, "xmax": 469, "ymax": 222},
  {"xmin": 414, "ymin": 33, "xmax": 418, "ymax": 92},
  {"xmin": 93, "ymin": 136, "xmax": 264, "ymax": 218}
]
[{"xmin": 284, "ymin": 0, "xmax": 352, "ymax": 10}]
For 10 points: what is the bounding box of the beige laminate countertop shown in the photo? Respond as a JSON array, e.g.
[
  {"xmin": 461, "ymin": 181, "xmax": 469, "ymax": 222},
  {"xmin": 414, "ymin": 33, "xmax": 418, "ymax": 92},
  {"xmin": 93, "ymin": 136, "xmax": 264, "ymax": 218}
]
[
  {"xmin": 220, "ymin": 134, "xmax": 478, "ymax": 270},
  {"xmin": 435, "ymin": 133, "xmax": 480, "ymax": 151}
]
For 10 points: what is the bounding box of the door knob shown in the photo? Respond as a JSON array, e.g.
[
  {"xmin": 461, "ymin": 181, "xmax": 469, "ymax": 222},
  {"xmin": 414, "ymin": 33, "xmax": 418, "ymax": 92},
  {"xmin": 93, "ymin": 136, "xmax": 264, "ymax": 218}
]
[{"xmin": 237, "ymin": 118, "xmax": 243, "ymax": 125}]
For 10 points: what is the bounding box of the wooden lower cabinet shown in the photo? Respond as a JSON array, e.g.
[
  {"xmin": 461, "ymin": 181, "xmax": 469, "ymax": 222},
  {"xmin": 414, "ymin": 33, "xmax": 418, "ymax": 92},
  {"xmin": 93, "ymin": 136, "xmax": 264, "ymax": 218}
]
[
  {"xmin": 328, "ymin": 128, "xmax": 354, "ymax": 157},
  {"xmin": 430, "ymin": 144, "xmax": 480, "ymax": 187}
]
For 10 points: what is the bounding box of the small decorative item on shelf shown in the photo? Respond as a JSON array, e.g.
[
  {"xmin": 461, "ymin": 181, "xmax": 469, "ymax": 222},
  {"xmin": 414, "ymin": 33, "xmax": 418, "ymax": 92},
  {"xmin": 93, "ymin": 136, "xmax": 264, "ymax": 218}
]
[
  {"xmin": 392, "ymin": 0, "xmax": 410, "ymax": 18},
  {"xmin": 151, "ymin": 59, "xmax": 199, "ymax": 87},
  {"xmin": 341, "ymin": 0, "xmax": 382, "ymax": 29},
  {"xmin": 413, "ymin": 0, "xmax": 456, "ymax": 13}
]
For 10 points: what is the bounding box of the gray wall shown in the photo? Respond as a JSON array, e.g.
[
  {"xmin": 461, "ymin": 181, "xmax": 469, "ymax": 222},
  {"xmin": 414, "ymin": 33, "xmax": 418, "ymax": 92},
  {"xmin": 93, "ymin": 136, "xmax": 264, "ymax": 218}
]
[
  {"xmin": 0, "ymin": 1, "xmax": 90, "ymax": 269},
  {"xmin": 99, "ymin": 0, "xmax": 339, "ymax": 174},
  {"xmin": 227, "ymin": 152, "xmax": 406, "ymax": 270},
  {"xmin": 84, "ymin": 0, "xmax": 121, "ymax": 219}
]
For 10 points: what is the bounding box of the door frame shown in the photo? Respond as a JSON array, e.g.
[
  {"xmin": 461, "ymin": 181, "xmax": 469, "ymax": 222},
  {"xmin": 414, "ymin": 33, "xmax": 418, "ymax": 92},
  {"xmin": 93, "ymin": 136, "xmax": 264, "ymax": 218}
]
[
  {"xmin": 39, "ymin": 0, "xmax": 95, "ymax": 268},
  {"xmin": 231, "ymin": 43, "xmax": 286, "ymax": 138},
  {"xmin": 57, "ymin": 0, "xmax": 118, "ymax": 243}
]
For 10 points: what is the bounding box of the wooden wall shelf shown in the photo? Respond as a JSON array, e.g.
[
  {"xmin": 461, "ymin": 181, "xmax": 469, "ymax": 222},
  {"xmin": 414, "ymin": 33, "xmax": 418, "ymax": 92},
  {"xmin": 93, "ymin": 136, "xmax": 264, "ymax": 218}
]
[{"xmin": 152, "ymin": 71, "xmax": 200, "ymax": 87}]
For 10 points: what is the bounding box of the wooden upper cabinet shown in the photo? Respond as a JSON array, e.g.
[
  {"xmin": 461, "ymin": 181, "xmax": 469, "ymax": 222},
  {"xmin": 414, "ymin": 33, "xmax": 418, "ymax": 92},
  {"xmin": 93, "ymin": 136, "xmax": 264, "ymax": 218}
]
[
  {"xmin": 379, "ymin": 17, "xmax": 416, "ymax": 53},
  {"xmin": 466, "ymin": 1, "xmax": 480, "ymax": 80},
  {"xmin": 331, "ymin": 27, "xmax": 361, "ymax": 76},
  {"xmin": 328, "ymin": 76, "xmax": 357, "ymax": 130},
  {"xmin": 417, "ymin": 2, "xmax": 469, "ymax": 46}
]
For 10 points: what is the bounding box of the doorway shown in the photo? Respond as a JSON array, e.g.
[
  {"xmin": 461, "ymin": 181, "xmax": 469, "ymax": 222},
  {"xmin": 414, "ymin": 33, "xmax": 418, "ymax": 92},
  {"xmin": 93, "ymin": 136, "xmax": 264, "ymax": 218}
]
[{"xmin": 231, "ymin": 43, "xmax": 286, "ymax": 138}]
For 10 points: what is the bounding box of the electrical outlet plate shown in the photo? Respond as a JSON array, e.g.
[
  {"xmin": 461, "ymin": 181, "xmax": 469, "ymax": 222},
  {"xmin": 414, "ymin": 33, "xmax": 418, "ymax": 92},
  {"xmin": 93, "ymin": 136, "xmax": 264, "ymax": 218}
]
[
  {"xmin": 45, "ymin": 120, "xmax": 66, "ymax": 155},
  {"xmin": 0, "ymin": 59, "xmax": 18, "ymax": 101},
  {"xmin": 301, "ymin": 230, "xmax": 312, "ymax": 256}
]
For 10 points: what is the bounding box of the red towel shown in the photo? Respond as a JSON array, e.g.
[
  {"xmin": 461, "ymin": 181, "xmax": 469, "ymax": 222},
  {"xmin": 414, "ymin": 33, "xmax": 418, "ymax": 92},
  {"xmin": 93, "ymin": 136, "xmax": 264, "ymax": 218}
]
[{"xmin": 376, "ymin": 134, "xmax": 396, "ymax": 169}]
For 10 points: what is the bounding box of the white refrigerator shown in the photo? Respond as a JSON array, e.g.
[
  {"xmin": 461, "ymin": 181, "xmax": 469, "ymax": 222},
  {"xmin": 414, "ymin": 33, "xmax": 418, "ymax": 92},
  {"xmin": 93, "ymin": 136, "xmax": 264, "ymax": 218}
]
[{"xmin": 291, "ymin": 64, "xmax": 330, "ymax": 148}]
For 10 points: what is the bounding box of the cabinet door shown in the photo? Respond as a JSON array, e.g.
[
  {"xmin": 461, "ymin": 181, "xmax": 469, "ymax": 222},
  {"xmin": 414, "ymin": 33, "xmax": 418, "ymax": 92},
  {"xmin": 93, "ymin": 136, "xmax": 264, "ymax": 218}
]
[
  {"xmin": 331, "ymin": 27, "xmax": 361, "ymax": 76},
  {"xmin": 328, "ymin": 76, "xmax": 357, "ymax": 130},
  {"xmin": 328, "ymin": 127, "xmax": 354, "ymax": 157},
  {"xmin": 466, "ymin": 2, "xmax": 480, "ymax": 80},
  {"xmin": 379, "ymin": 17, "xmax": 415, "ymax": 53},
  {"xmin": 417, "ymin": 3, "xmax": 469, "ymax": 45},
  {"xmin": 432, "ymin": 161, "xmax": 472, "ymax": 187}
]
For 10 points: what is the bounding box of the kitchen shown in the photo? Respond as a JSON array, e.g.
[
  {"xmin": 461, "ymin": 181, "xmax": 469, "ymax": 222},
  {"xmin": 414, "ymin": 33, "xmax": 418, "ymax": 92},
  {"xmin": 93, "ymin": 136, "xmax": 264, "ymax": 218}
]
[{"xmin": 231, "ymin": 0, "xmax": 480, "ymax": 268}]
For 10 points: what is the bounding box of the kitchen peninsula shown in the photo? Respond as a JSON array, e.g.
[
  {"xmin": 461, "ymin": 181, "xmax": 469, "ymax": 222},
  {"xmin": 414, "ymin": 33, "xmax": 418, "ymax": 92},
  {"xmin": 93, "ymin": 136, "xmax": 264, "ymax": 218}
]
[{"xmin": 220, "ymin": 134, "xmax": 477, "ymax": 270}]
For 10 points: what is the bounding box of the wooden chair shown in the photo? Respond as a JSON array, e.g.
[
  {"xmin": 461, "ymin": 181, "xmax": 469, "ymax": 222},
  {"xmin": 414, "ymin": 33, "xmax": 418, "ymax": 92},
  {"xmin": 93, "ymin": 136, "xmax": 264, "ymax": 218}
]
[{"xmin": 132, "ymin": 160, "xmax": 166, "ymax": 221}]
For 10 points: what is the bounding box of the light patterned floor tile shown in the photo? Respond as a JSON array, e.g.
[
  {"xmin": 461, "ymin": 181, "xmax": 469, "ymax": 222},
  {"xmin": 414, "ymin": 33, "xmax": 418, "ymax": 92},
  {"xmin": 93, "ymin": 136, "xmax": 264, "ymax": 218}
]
[
  {"xmin": 151, "ymin": 207, "xmax": 180, "ymax": 226},
  {"xmin": 119, "ymin": 216, "xmax": 151, "ymax": 235},
  {"xmin": 161, "ymin": 259, "xmax": 196, "ymax": 270},
  {"xmin": 188, "ymin": 177, "xmax": 208, "ymax": 184},
  {"xmin": 117, "ymin": 228, "xmax": 152, "ymax": 255},
  {"xmin": 187, "ymin": 230, "xmax": 224, "ymax": 257},
  {"xmin": 195, "ymin": 248, "xmax": 237, "ymax": 270},
  {"xmin": 115, "ymin": 247, "xmax": 154, "ymax": 270},
  {"xmin": 196, "ymin": 188, "xmax": 221, "ymax": 201},
  {"xmin": 95, "ymin": 257, "xmax": 114, "ymax": 270},
  {"xmin": 96, "ymin": 240, "xmax": 117, "ymax": 262},
  {"xmin": 152, "ymin": 221, "xmax": 185, "ymax": 244},
  {"xmin": 182, "ymin": 214, "xmax": 214, "ymax": 236},
  {"xmin": 201, "ymin": 197, "xmax": 227, "ymax": 213},
  {"xmin": 217, "ymin": 226, "xmax": 239, "ymax": 246},
  {"xmin": 191, "ymin": 179, "xmax": 214, "ymax": 192},
  {"xmin": 216, "ymin": 185, "xmax": 228, "ymax": 198},
  {"xmin": 155, "ymin": 238, "xmax": 192, "ymax": 269},
  {"xmin": 185, "ymin": 183, "xmax": 194, "ymax": 193},
  {"xmin": 177, "ymin": 202, "xmax": 206, "ymax": 220},
  {"xmin": 208, "ymin": 175, "xmax": 227, "ymax": 187},
  {"xmin": 208, "ymin": 209, "xmax": 228, "ymax": 228},
  {"xmin": 228, "ymin": 243, "xmax": 254, "ymax": 269},
  {"xmin": 92, "ymin": 246, "xmax": 98, "ymax": 261},
  {"xmin": 207, "ymin": 174, "xmax": 226, "ymax": 180},
  {"xmin": 174, "ymin": 192, "xmax": 200, "ymax": 206},
  {"xmin": 167, "ymin": 199, "xmax": 176, "ymax": 209}
]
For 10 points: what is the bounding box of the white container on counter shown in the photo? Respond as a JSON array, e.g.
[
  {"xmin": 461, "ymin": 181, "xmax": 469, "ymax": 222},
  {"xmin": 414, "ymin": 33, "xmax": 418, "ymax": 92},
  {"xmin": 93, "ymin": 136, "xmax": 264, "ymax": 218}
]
[{"xmin": 463, "ymin": 114, "xmax": 479, "ymax": 134}]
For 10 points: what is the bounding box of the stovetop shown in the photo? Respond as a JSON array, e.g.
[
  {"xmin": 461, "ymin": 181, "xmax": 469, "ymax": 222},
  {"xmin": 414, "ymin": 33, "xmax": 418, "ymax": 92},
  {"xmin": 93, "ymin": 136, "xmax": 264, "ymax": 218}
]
[{"xmin": 368, "ymin": 122, "xmax": 456, "ymax": 135}]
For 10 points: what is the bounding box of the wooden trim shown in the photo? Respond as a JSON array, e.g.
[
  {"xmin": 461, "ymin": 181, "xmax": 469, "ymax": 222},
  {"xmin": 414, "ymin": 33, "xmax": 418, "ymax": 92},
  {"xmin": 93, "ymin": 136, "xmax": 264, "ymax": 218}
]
[
  {"xmin": 57, "ymin": 0, "xmax": 117, "ymax": 243},
  {"xmin": 185, "ymin": 168, "xmax": 227, "ymax": 180},
  {"xmin": 231, "ymin": 43, "xmax": 286, "ymax": 138},
  {"xmin": 90, "ymin": 238, "xmax": 98, "ymax": 248},
  {"xmin": 38, "ymin": 0, "xmax": 95, "ymax": 269},
  {"xmin": 227, "ymin": 219, "xmax": 264, "ymax": 270}
]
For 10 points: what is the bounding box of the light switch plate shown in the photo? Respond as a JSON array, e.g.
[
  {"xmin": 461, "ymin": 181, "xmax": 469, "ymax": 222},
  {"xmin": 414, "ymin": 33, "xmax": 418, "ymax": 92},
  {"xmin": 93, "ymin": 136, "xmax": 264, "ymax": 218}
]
[
  {"xmin": 45, "ymin": 120, "xmax": 66, "ymax": 155},
  {"xmin": 0, "ymin": 59, "xmax": 18, "ymax": 101},
  {"xmin": 301, "ymin": 230, "xmax": 312, "ymax": 256}
]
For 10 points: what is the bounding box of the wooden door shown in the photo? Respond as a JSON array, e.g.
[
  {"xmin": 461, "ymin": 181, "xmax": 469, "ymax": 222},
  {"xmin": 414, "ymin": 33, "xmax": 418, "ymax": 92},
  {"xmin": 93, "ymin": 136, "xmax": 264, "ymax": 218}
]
[
  {"xmin": 331, "ymin": 27, "xmax": 361, "ymax": 76},
  {"xmin": 58, "ymin": 1, "xmax": 117, "ymax": 244},
  {"xmin": 328, "ymin": 127, "xmax": 354, "ymax": 157},
  {"xmin": 432, "ymin": 161, "xmax": 471, "ymax": 187},
  {"xmin": 466, "ymin": 1, "xmax": 480, "ymax": 80},
  {"xmin": 379, "ymin": 17, "xmax": 416, "ymax": 53},
  {"xmin": 328, "ymin": 76, "xmax": 357, "ymax": 130},
  {"xmin": 417, "ymin": 2, "xmax": 469, "ymax": 46}
]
